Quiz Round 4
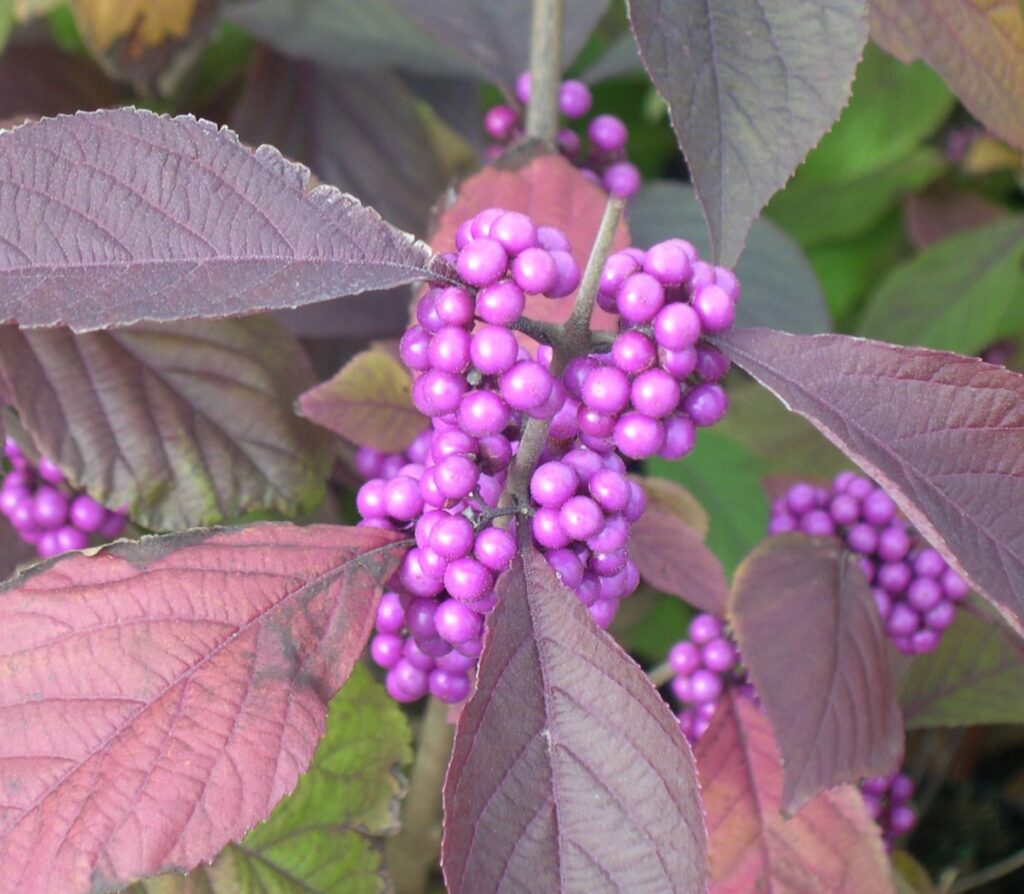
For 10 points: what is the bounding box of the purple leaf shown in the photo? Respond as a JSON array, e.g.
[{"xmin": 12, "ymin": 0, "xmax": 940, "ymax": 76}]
[
  {"xmin": 0, "ymin": 317, "xmax": 330, "ymax": 531},
  {"xmin": 626, "ymin": 0, "xmax": 869, "ymax": 265},
  {"xmin": 442, "ymin": 547, "xmax": 707, "ymax": 893},
  {"xmin": 227, "ymin": 0, "xmax": 608, "ymax": 86},
  {"xmin": 388, "ymin": 0, "xmax": 611, "ymax": 87},
  {"xmin": 729, "ymin": 534, "xmax": 903, "ymax": 812},
  {"xmin": 230, "ymin": 51, "xmax": 448, "ymax": 236},
  {"xmin": 0, "ymin": 44, "xmax": 124, "ymax": 121},
  {"xmin": 713, "ymin": 327, "xmax": 1024, "ymax": 634},
  {"xmin": 900, "ymin": 608, "xmax": 1024, "ymax": 728},
  {"xmin": 0, "ymin": 519, "xmax": 37, "ymax": 582},
  {"xmin": 0, "ymin": 108, "xmax": 438, "ymax": 332},
  {"xmin": 631, "ymin": 477, "xmax": 729, "ymax": 616}
]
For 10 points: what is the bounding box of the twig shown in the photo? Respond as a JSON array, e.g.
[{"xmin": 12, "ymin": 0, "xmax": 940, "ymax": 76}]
[
  {"xmin": 525, "ymin": 0, "xmax": 564, "ymax": 141},
  {"xmin": 647, "ymin": 660, "xmax": 673, "ymax": 688},
  {"xmin": 949, "ymin": 846, "xmax": 1024, "ymax": 893},
  {"xmin": 387, "ymin": 697, "xmax": 455, "ymax": 894}
]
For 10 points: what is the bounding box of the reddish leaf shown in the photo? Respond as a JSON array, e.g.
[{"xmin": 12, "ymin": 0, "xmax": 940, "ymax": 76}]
[
  {"xmin": 298, "ymin": 348, "xmax": 425, "ymax": 453},
  {"xmin": 900, "ymin": 608, "xmax": 1024, "ymax": 728},
  {"xmin": 0, "ymin": 108, "xmax": 438, "ymax": 332},
  {"xmin": 903, "ymin": 185, "xmax": 1008, "ymax": 250},
  {"xmin": 442, "ymin": 547, "xmax": 707, "ymax": 893},
  {"xmin": 0, "ymin": 523, "xmax": 408, "ymax": 893},
  {"xmin": 0, "ymin": 44, "xmax": 124, "ymax": 121},
  {"xmin": 697, "ymin": 692, "xmax": 895, "ymax": 894},
  {"xmin": 627, "ymin": 0, "xmax": 869, "ymax": 265},
  {"xmin": 0, "ymin": 318, "xmax": 330, "ymax": 531},
  {"xmin": 714, "ymin": 327, "xmax": 1024, "ymax": 634},
  {"xmin": 729, "ymin": 535, "xmax": 903, "ymax": 811},
  {"xmin": 431, "ymin": 153, "xmax": 629, "ymax": 333},
  {"xmin": 869, "ymin": 0, "xmax": 1024, "ymax": 151},
  {"xmin": 631, "ymin": 479, "xmax": 728, "ymax": 616}
]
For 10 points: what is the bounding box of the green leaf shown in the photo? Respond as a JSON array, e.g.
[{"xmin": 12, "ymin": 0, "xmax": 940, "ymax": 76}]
[
  {"xmin": 0, "ymin": 0, "xmax": 13, "ymax": 52},
  {"xmin": 129, "ymin": 665, "xmax": 413, "ymax": 893},
  {"xmin": 900, "ymin": 610, "xmax": 1024, "ymax": 729},
  {"xmin": 796, "ymin": 43, "xmax": 954, "ymax": 185},
  {"xmin": 717, "ymin": 379, "xmax": 850, "ymax": 478},
  {"xmin": 806, "ymin": 212, "xmax": 910, "ymax": 325},
  {"xmin": 767, "ymin": 148, "xmax": 947, "ymax": 248},
  {"xmin": 649, "ymin": 430, "xmax": 769, "ymax": 576},
  {"xmin": 857, "ymin": 216, "xmax": 1024, "ymax": 353}
]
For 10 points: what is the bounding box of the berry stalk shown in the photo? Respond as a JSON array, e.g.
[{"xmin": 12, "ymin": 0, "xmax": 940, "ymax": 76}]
[
  {"xmin": 525, "ymin": 0, "xmax": 564, "ymax": 142},
  {"xmin": 504, "ymin": 195, "xmax": 626, "ymax": 518}
]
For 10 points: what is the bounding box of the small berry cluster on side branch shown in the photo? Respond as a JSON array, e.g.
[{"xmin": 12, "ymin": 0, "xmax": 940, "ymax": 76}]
[
  {"xmin": 861, "ymin": 771, "xmax": 918, "ymax": 851},
  {"xmin": 485, "ymin": 73, "xmax": 642, "ymax": 198},
  {"xmin": 1, "ymin": 437, "xmax": 127, "ymax": 558},
  {"xmin": 770, "ymin": 473, "xmax": 969, "ymax": 654},
  {"xmin": 357, "ymin": 207, "xmax": 739, "ymax": 705},
  {"xmin": 666, "ymin": 613, "xmax": 748, "ymax": 744}
]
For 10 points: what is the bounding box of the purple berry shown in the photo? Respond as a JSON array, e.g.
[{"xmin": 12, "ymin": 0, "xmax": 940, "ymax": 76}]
[
  {"xmin": 531, "ymin": 461, "xmax": 579, "ymax": 508},
  {"xmin": 662, "ymin": 413, "xmax": 697, "ymax": 459},
  {"xmin": 612, "ymin": 330, "xmax": 657, "ymax": 374},
  {"xmin": 603, "ymin": 162, "xmax": 642, "ymax": 199},
  {"xmin": 559, "ymin": 495, "xmax": 604, "ymax": 541},
  {"xmin": 613, "ymin": 412, "xmax": 665, "ymax": 459},
  {"xmin": 444, "ymin": 557, "xmax": 494, "ymax": 604},
  {"xmin": 653, "ymin": 302, "xmax": 701, "ymax": 350},
  {"xmin": 581, "ymin": 365, "xmax": 631, "ymax": 415},
  {"xmin": 435, "ymin": 599, "xmax": 484, "ymax": 645},
  {"xmin": 457, "ymin": 238, "xmax": 508, "ymax": 287},
  {"xmin": 617, "ymin": 273, "xmax": 665, "ymax": 323},
  {"xmin": 669, "ymin": 641, "xmax": 701, "ymax": 675},
  {"xmin": 458, "ymin": 390, "xmax": 511, "ymax": 437},
  {"xmin": 693, "ymin": 284, "xmax": 736, "ymax": 332},
  {"xmin": 512, "ymin": 247, "xmax": 558, "ymax": 294},
  {"xmin": 501, "ymin": 361, "xmax": 554, "ymax": 412},
  {"xmin": 33, "ymin": 486, "xmax": 69, "ymax": 529},
  {"xmin": 559, "ymin": 80, "xmax": 592, "ymax": 119},
  {"xmin": 470, "ymin": 325, "xmax": 519, "ymax": 374},
  {"xmin": 630, "ymin": 369, "xmax": 681, "ymax": 418},
  {"xmin": 477, "ymin": 280, "xmax": 526, "ymax": 325},
  {"xmin": 474, "ymin": 526, "xmax": 517, "ymax": 572},
  {"xmin": 644, "ymin": 241, "xmax": 692, "ymax": 285},
  {"xmin": 690, "ymin": 614, "xmax": 723, "ymax": 644},
  {"xmin": 588, "ymin": 114, "xmax": 628, "ymax": 153},
  {"xmin": 434, "ymin": 455, "xmax": 479, "ymax": 500},
  {"xmin": 430, "ymin": 669, "xmax": 472, "ymax": 704},
  {"xmin": 484, "ymin": 104, "xmax": 519, "ymax": 141},
  {"xmin": 683, "ymin": 383, "xmax": 729, "ymax": 427}
]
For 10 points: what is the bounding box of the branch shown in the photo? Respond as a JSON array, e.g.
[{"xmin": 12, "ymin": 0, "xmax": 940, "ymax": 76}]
[
  {"xmin": 949, "ymin": 845, "xmax": 1024, "ymax": 893},
  {"xmin": 525, "ymin": 0, "xmax": 564, "ymax": 141},
  {"xmin": 387, "ymin": 697, "xmax": 455, "ymax": 894}
]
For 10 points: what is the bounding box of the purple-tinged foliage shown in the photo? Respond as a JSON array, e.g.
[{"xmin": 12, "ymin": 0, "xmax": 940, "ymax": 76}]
[
  {"xmin": 715, "ymin": 327, "xmax": 1024, "ymax": 634},
  {"xmin": 730, "ymin": 534, "xmax": 903, "ymax": 812},
  {"xmin": 442, "ymin": 548, "xmax": 707, "ymax": 893},
  {"xmin": 0, "ymin": 318, "xmax": 330, "ymax": 531},
  {"xmin": 900, "ymin": 608, "xmax": 1024, "ymax": 728},
  {"xmin": 226, "ymin": 0, "xmax": 608, "ymax": 86},
  {"xmin": 630, "ymin": 490, "xmax": 729, "ymax": 615},
  {"xmin": 0, "ymin": 45, "xmax": 124, "ymax": 123},
  {"xmin": 0, "ymin": 108, "xmax": 438, "ymax": 331},
  {"xmin": 626, "ymin": 0, "xmax": 869, "ymax": 265},
  {"xmin": 231, "ymin": 51, "xmax": 448, "ymax": 237}
]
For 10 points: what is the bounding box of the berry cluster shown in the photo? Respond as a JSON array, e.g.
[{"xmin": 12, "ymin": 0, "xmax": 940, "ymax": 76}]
[
  {"xmin": 769, "ymin": 473, "xmax": 969, "ymax": 654},
  {"xmin": 861, "ymin": 771, "xmax": 917, "ymax": 850},
  {"xmin": 359, "ymin": 207, "xmax": 739, "ymax": 705},
  {"xmin": 666, "ymin": 613, "xmax": 745, "ymax": 744},
  {"xmin": 484, "ymin": 73, "xmax": 642, "ymax": 199},
  {"xmin": 562, "ymin": 241, "xmax": 736, "ymax": 460},
  {"xmin": 1, "ymin": 438, "xmax": 127, "ymax": 558}
]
